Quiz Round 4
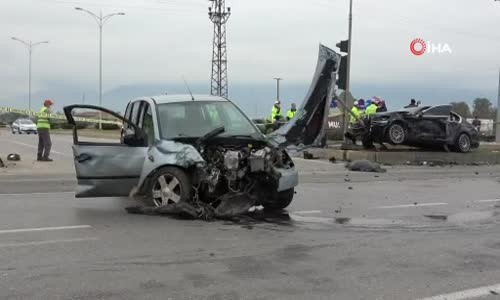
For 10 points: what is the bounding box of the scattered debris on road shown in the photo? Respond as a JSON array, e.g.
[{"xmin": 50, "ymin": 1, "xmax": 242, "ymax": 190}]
[
  {"xmin": 346, "ymin": 160, "xmax": 387, "ymax": 173},
  {"xmin": 126, "ymin": 192, "xmax": 257, "ymax": 220},
  {"xmin": 424, "ymin": 215, "xmax": 448, "ymax": 221},
  {"xmin": 303, "ymin": 151, "xmax": 318, "ymax": 160},
  {"xmin": 7, "ymin": 153, "xmax": 20, "ymax": 161},
  {"xmin": 329, "ymin": 156, "xmax": 336, "ymax": 163}
]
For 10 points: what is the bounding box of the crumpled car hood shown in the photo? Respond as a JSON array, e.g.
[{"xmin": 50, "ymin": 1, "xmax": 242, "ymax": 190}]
[{"xmin": 268, "ymin": 44, "xmax": 341, "ymax": 149}]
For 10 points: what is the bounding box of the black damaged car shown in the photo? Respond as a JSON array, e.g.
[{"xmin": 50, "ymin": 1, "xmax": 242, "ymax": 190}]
[{"xmin": 349, "ymin": 105, "xmax": 480, "ymax": 152}]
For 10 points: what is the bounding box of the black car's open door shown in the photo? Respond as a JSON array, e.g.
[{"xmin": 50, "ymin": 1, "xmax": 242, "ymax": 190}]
[
  {"xmin": 64, "ymin": 105, "xmax": 148, "ymax": 198},
  {"xmin": 268, "ymin": 44, "xmax": 341, "ymax": 149}
]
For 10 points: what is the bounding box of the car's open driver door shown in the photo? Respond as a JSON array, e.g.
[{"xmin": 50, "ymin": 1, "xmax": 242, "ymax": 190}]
[{"xmin": 64, "ymin": 105, "xmax": 148, "ymax": 198}]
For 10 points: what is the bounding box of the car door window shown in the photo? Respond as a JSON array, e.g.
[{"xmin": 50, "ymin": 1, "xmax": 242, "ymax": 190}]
[
  {"xmin": 423, "ymin": 106, "xmax": 451, "ymax": 117},
  {"xmin": 139, "ymin": 103, "xmax": 155, "ymax": 146}
]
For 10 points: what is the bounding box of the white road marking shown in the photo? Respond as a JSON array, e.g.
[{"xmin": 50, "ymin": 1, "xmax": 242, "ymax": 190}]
[
  {"xmin": 7, "ymin": 141, "xmax": 70, "ymax": 156},
  {"xmin": 417, "ymin": 283, "xmax": 500, "ymax": 300},
  {"xmin": 474, "ymin": 199, "xmax": 500, "ymax": 203},
  {"xmin": 0, "ymin": 237, "xmax": 99, "ymax": 248},
  {"xmin": 0, "ymin": 225, "xmax": 91, "ymax": 234},
  {"xmin": 375, "ymin": 203, "xmax": 448, "ymax": 209},
  {"xmin": 293, "ymin": 210, "xmax": 323, "ymax": 215},
  {"xmin": 289, "ymin": 214, "xmax": 334, "ymax": 224},
  {"xmin": 0, "ymin": 191, "xmax": 74, "ymax": 196},
  {"xmin": 294, "ymin": 158, "xmax": 334, "ymax": 165}
]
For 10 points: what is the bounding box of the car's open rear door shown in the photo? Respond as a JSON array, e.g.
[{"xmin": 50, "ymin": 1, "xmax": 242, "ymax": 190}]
[
  {"xmin": 64, "ymin": 105, "xmax": 148, "ymax": 198},
  {"xmin": 268, "ymin": 44, "xmax": 341, "ymax": 149}
]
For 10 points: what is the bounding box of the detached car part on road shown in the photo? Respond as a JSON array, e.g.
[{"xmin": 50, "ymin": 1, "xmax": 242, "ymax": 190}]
[
  {"xmin": 64, "ymin": 44, "xmax": 341, "ymax": 217},
  {"xmin": 348, "ymin": 105, "xmax": 479, "ymax": 153}
]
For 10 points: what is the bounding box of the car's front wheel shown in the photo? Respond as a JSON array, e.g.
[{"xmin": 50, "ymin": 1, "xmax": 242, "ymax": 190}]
[
  {"xmin": 387, "ymin": 123, "xmax": 406, "ymax": 145},
  {"xmin": 145, "ymin": 166, "xmax": 192, "ymax": 207},
  {"xmin": 455, "ymin": 133, "xmax": 471, "ymax": 153},
  {"xmin": 265, "ymin": 188, "xmax": 294, "ymax": 211}
]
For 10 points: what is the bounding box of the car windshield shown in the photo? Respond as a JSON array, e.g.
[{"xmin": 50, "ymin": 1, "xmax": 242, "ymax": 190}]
[
  {"xmin": 157, "ymin": 101, "xmax": 261, "ymax": 139},
  {"xmin": 20, "ymin": 120, "xmax": 34, "ymax": 125}
]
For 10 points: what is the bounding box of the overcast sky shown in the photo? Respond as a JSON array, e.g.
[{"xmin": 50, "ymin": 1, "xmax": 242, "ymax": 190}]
[{"xmin": 1, "ymin": 0, "xmax": 499, "ymax": 111}]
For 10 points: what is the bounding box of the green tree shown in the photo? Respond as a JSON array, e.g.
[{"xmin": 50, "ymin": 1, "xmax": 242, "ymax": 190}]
[
  {"xmin": 472, "ymin": 98, "xmax": 494, "ymax": 118},
  {"xmin": 450, "ymin": 101, "xmax": 471, "ymax": 118}
]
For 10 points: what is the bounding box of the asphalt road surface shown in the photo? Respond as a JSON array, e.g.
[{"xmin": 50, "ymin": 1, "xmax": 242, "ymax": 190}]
[{"xmin": 1, "ymin": 129, "xmax": 500, "ymax": 299}]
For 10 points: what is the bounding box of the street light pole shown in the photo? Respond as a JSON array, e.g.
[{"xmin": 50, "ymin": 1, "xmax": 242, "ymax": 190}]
[
  {"xmin": 496, "ymin": 67, "xmax": 500, "ymax": 142},
  {"xmin": 75, "ymin": 7, "xmax": 125, "ymax": 130},
  {"xmin": 11, "ymin": 37, "xmax": 49, "ymax": 111},
  {"xmin": 273, "ymin": 78, "xmax": 283, "ymax": 102}
]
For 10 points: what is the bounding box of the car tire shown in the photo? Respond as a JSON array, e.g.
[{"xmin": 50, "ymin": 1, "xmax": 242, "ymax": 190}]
[
  {"xmin": 265, "ymin": 188, "xmax": 294, "ymax": 211},
  {"xmin": 454, "ymin": 133, "xmax": 471, "ymax": 153},
  {"xmin": 387, "ymin": 123, "xmax": 406, "ymax": 145},
  {"xmin": 144, "ymin": 166, "xmax": 192, "ymax": 207}
]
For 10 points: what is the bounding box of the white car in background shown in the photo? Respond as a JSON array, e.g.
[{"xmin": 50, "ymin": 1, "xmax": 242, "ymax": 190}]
[{"xmin": 11, "ymin": 119, "xmax": 37, "ymax": 134}]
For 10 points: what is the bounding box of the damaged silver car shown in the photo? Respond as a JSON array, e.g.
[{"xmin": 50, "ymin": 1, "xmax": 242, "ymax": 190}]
[{"xmin": 63, "ymin": 44, "xmax": 340, "ymax": 217}]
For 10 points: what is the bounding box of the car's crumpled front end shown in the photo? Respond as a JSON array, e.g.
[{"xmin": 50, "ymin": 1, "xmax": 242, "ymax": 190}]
[{"xmin": 132, "ymin": 135, "xmax": 297, "ymax": 218}]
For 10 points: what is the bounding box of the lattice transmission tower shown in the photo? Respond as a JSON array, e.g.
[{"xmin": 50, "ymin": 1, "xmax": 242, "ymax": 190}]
[{"xmin": 208, "ymin": 0, "xmax": 231, "ymax": 97}]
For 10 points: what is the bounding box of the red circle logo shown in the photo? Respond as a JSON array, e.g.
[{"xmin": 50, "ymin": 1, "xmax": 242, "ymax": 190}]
[{"xmin": 410, "ymin": 38, "xmax": 426, "ymax": 56}]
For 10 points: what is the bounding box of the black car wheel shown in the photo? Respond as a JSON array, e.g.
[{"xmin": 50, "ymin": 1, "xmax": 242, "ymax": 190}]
[
  {"xmin": 265, "ymin": 188, "xmax": 294, "ymax": 211},
  {"xmin": 387, "ymin": 123, "xmax": 406, "ymax": 145},
  {"xmin": 145, "ymin": 166, "xmax": 192, "ymax": 207},
  {"xmin": 455, "ymin": 133, "xmax": 471, "ymax": 153}
]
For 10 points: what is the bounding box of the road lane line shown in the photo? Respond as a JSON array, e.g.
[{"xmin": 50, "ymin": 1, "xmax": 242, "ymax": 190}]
[
  {"xmin": 294, "ymin": 158, "xmax": 335, "ymax": 165},
  {"xmin": 7, "ymin": 141, "xmax": 70, "ymax": 157},
  {"xmin": 0, "ymin": 225, "xmax": 91, "ymax": 234},
  {"xmin": 0, "ymin": 237, "xmax": 99, "ymax": 248},
  {"xmin": 417, "ymin": 283, "xmax": 500, "ymax": 300},
  {"xmin": 293, "ymin": 210, "xmax": 323, "ymax": 215},
  {"xmin": 375, "ymin": 203, "xmax": 448, "ymax": 209},
  {"xmin": 474, "ymin": 199, "xmax": 500, "ymax": 203},
  {"xmin": 0, "ymin": 191, "xmax": 74, "ymax": 196}
]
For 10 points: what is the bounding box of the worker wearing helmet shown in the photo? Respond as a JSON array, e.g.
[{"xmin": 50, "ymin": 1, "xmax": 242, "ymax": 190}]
[
  {"xmin": 365, "ymin": 99, "xmax": 378, "ymax": 116},
  {"xmin": 270, "ymin": 101, "xmax": 283, "ymax": 123},
  {"xmin": 350, "ymin": 100, "xmax": 362, "ymax": 124},
  {"xmin": 37, "ymin": 99, "xmax": 54, "ymax": 162},
  {"xmin": 286, "ymin": 103, "xmax": 297, "ymax": 121}
]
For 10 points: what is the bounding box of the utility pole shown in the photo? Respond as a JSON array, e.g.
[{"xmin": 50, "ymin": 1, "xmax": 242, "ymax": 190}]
[
  {"xmin": 343, "ymin": 0, "xmax": 354, "ymax": 143},
  {"xmin": 82, "ymin": 92, "xmax": 86, "ymax": 104},
  {"xmin": 208, "ymin": 0, "xmax": 231, "ymax": 98},
  {"xmin": 273, "ymin": 78, "xmax": 283, "ymax": 102},
  {"xmin": 11, "ymin": 38, "xmax": 49, "ymax": 111},
  {"xmin": 496, "ymin": 68, "xmax": 500, "ymax": 142},
  {"xmin": 75, "ymin": 7, "xmax": 125, "ymax": 129}
]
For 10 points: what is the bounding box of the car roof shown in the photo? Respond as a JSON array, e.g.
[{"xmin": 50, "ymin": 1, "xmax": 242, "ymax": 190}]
[{"xmin": 149, "ymin": 94, "xmax": 229, "ymax": 104}]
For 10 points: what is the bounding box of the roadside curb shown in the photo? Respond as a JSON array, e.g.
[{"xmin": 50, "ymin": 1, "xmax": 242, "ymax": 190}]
[{"xmin": 305, "ymin": 148, "xmax": 500, "ymax": 165}]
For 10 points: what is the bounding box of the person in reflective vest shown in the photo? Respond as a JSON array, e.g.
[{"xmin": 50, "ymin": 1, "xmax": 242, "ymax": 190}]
[
  {"xmin": 365, "ymin": 99, "xmax": 378, "ymax": 116},
  {"xmin": 270, "ymin": 101, "xmax": 282, "ymax": 123},
  {"xmin": 286, "ymin": 103, "xmax": 297, "ymax": 120},
  {"xmin": 37, "ymin": 99, "xmax": 54, "ymax": 162},
  {"xmin": 350, "ymin": 100, "xmax": 361, "ymax": 124}
]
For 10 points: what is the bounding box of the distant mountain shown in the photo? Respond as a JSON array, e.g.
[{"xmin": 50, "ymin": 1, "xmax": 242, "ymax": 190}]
[{"xmin": 1, "ymin": 81, "xmax": 497, "ymax": 119}]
